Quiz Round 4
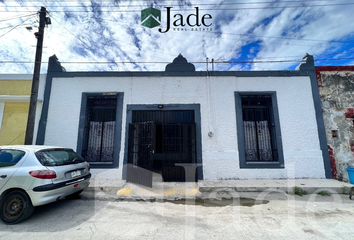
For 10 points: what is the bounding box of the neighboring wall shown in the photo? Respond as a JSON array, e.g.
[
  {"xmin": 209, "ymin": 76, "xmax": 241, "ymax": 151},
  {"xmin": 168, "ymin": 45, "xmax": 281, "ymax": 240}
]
[
  {"xmin": 0, "ymin": 75, "xmax": 46, "ymax": 145},
  {"xmin": 0, "ymin": 102, "xmax": 29, "ymax": 145},
  {"xmin": 316, "ymin": 66, "xmax": 354, "ymax": 182}
]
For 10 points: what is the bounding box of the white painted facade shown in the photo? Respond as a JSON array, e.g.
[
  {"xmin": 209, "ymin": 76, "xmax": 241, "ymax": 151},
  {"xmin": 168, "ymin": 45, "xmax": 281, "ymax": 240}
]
[{"xmin": 42, "ymin": 75, "xmax": 326, "ymax": 180}]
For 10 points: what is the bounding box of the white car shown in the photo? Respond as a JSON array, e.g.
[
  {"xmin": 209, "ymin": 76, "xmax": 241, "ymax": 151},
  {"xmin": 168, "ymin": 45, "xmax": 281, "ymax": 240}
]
[{"xmin": 0, "ymin": 145, "xmax": 91, "ymax": 224}]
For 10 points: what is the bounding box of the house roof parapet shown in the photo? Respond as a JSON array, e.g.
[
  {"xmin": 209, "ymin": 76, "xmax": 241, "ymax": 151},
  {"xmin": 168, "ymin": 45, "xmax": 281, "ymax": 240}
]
[
  {"xmin": 165, "ymin": 54, "xmax": 196, "ymax": 72},
  {"xmin": 296, "ymin": 53, "xmax": 315, "ymax": 72}
]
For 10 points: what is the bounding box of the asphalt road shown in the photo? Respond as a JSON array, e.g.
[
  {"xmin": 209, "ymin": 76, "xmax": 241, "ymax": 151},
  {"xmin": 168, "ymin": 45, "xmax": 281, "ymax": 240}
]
[{"xmin": 0, "ymin": 192, "xmax": 353, "ymax": 240}]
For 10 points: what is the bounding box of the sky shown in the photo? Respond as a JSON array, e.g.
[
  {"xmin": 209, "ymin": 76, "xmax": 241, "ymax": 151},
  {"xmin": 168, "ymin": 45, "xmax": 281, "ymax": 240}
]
[{"xmin": 0, "ymin": 0, "xmax": 354, "ymax": 73}]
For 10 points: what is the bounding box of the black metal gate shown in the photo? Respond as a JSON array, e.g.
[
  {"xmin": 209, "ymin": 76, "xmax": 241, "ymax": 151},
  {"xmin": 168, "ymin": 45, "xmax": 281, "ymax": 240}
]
[
  {"xmin": 127, "ymin": 110, "xmax": 198, "ymax": 185},
  {"xmin": 160, "ymin": 124, "xmax": 196, "ymax": 182},
  {"xmin": 127, "ymin": 122, "xmax": 154, "ymax": 187}
]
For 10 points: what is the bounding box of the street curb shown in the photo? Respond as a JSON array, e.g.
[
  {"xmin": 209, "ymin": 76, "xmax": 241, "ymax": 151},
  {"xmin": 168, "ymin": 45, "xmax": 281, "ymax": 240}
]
[
  {"xmin": 82, "ymin": 185, "xmax": 353, "ymax": 201},
  {"xmin": 198, "ymin": 186, "xmax": 348, "ymax": 194},
  {"xmin": 81, "ymin": 179, "xmax": 353, "ymax": 200}
]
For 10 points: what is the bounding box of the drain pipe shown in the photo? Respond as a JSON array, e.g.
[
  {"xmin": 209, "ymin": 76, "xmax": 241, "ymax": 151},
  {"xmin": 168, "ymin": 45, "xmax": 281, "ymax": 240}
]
[{"xmin": 206, "ymin": 58, "xmax": 214, "ymax": 138}]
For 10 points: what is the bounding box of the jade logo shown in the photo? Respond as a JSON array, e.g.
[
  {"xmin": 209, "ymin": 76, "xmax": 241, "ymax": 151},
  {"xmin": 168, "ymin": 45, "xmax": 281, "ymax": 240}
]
[{"xmin": 141, "ymin": 7, "xmax": 161, "ymax": 28}]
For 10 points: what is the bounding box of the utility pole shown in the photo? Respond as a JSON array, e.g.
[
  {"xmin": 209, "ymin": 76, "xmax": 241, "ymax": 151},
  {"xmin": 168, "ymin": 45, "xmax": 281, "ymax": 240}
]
[{"xmin": 25, "ymin": 6, "xmax": 50, "ymax": 145}]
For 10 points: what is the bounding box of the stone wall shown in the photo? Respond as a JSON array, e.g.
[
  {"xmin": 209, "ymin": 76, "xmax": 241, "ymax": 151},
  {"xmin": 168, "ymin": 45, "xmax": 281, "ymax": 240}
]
[{"xmin": 316, "ymin": 66, "xmax": 354, "ymax": 182}]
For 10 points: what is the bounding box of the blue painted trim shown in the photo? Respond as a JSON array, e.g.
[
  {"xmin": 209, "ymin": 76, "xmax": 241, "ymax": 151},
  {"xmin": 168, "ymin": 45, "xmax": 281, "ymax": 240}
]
[
  {"xmin": 36, "ymin": 72, "xmax": 53, "ymax": 145},
  {"xmin": 122, "ymin": 104, "xmax": 203, "ymax": 180},
  {"xmin": 308, "ymin": 71, "xmax": 332, "ymax": 178},
  {"xmin": 297, "ymin": 55, "xmax": 332, "ymax": 178},
  {"xmin": 76, "ymin": 92, "xmax": 124, "ymax": 169},
  {"xmin": 235, "ymin": 92, "xmax": 285, "ymax": 169}
]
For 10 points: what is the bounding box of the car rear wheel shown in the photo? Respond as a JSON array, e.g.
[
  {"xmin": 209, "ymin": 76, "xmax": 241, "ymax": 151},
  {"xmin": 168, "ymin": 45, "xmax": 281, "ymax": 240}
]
[{"xmin": 0, "ymin": 190, "xmax": 35, "ymax": 224}]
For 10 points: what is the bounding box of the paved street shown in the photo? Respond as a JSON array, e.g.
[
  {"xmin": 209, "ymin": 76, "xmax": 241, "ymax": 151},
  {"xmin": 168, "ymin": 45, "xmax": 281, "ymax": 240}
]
[{"xmin": 0, "ymin": 192, "xmax": 353, "ymax": 240}]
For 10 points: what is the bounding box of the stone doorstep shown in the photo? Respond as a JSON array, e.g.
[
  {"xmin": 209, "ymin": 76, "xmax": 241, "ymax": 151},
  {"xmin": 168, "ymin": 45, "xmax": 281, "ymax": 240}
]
[{"xmin": 81, "ymin": 187, "xmax": 202, "ymax": 201}]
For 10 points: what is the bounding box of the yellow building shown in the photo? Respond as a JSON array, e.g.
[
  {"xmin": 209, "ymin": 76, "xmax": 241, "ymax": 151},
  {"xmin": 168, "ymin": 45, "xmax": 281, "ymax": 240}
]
[{"xmin": 0, "ymin": 74, "xmax": 45, "ymax": 145}]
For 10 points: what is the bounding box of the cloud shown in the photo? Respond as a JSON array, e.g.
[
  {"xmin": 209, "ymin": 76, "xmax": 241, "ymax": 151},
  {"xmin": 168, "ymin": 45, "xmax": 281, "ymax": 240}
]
[{"xmin": 0, "ymin": 0, "xmax": 353, "ymax": 73}]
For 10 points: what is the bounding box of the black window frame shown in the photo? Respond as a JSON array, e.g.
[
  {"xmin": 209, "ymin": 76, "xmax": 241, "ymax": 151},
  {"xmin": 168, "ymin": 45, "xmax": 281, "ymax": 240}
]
[
  {"xmin": 77, "ymin": 92, "xmax": 124, "ymax": 168},
  {"xmin": 235, "ymin": 92, "xmax": 284, "ymax": 169}
]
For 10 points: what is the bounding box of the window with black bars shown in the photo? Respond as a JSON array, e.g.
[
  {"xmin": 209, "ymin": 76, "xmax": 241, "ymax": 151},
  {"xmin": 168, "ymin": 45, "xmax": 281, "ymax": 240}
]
[
  {"xmin": 82, "ymin": 96, "xmax": 117, "ymax": 163},
  {"xmin": 241, "ymin": 95, "xmax": 278, "ymax": 162}
]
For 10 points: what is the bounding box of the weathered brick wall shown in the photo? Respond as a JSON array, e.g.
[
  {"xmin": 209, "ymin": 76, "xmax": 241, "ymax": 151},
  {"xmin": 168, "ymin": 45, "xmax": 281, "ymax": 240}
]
[{"xmin": 317, "ymin": 67, "xmax": 354, "ymax": 182}]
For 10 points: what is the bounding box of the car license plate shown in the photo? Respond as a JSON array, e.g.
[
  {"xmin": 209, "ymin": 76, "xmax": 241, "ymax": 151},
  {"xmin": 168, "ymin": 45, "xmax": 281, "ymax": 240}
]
[{"xmin": 71, "ymin": 170, "xmax": 81, "ymax": 178}]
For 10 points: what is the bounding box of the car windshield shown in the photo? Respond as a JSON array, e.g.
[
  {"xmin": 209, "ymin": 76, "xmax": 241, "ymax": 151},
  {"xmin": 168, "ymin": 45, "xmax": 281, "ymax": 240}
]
[
  {"xmin": 0, "ymin": 149, "xmax": 25, "ymax": 168},
  {"xmin": 35, "ymin": 149, "xmax": 85, "ymax": 166}
]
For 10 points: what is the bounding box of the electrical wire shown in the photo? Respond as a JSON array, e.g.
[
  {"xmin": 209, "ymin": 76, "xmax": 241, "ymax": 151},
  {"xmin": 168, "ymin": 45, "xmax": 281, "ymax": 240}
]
[
  {"xmin": 1, "ymin": 58, "xmax": 354, "ymax": 64},
  {"xmin": 5, "ymin": 3, "xmax": 350, "ymax": 48},
  {"xmin": 0, "ymin": 3, "xmax": 353, "ymax": 68},
  {"xmin": 194, "ymin": 31, "xmax": 354, "ymax": 44},
  {"xmin": 47, "ymin": 12, "xmax": 184, "ymax": 60},
  {"xmin": 3, "ymin": 0, "xmax": 354, "ymax": 8},
  {"xmin": 43, "ymin": 14, "xmax": 354, "ymax": 60},
  {"xmin": 2, "ymin": 2, "xmax": 354, "ymax": 12},
  {"xmin": 0, "ymin": 18, "xmax": 36, "ymax": 31},
  {"xmin": 0, "ymin": 13, "xmax": 37, "ymax": 23},
  {"xmin": 0, "ymin": 15, "xmax": 34, "ymax": 38},
  {"xmin": 47, "ymin": 11, "xmax": 354, "ymax": 45},
  {"xmin": 18, "ymin": 0, "xmax": 37, "ymax": 14},
  {"xmin": 166, "ymin": 31, "xmax": 342, "ymax": 50},
  {"xmin": 39, "ymin": 13, "xmax": 354, "ymax": 46},
  {"xmin": 0, "ymin": 25, "xmax": 17, "ymax": 30},
  {"xmin": 315, "ymin": 48, "xmax": 354, "ymax": 58},
  {"xmin": 47, "ymin": 13, "xmax": 131, "ymax": 71}
]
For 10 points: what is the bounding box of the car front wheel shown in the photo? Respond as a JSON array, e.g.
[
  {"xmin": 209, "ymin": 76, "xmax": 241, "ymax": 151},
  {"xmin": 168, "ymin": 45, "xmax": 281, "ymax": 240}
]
[{"xmin": 0, "ymin": 190, "xmax": 35, "ymax": 224}]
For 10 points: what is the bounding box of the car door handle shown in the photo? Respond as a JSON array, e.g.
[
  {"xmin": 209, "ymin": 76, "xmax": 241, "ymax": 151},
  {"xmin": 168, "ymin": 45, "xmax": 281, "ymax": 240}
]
[{"xmin": 0, "ymin": 174, "xmax": 7, "ymax": 178}]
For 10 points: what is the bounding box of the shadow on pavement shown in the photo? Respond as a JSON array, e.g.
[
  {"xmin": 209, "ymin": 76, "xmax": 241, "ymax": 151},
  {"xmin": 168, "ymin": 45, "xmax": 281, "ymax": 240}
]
[{"xmin": 0, "ymin": 194, "xmax": 107, "ymax": 232}]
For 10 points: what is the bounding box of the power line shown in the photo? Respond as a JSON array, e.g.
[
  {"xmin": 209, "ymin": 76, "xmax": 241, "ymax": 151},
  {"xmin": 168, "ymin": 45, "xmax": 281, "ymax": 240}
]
[
  {"xmin": 1, "ymin": 58, "xmax": 354, "ymax": 64},
  {"xmin": 31, "ymin": 11, "xmax": 354, "ymax": 46},
  {"xmin": 165, "ymin": 31, "xmax": 348, "ymax": 50},
  {"xmin": 0, "ymin": 15, "xmax": 34, "ymax": 38},
  {"xmin": 47, "ymin": 12, "xmax": 183, "ymax": 60},
  {"xmin": 196, "ymin": 31, "xmax": 354, "ymax": 44},
  {"xmin": 2, "ymin": 0, "xmax": 353, "ymax": 8},
  {"xmin": 0, "ymin": 25, "xmax": 17, "ymax": 30},
  {"xmin": 47, "ymin": 13, "xmax": 130, "ymax": 71},
  {"xmin": 44, "ymin": 26, "xmax": 317, "ymax": 64},
  {"xmin": 46, "ymin": 13, "xmax": 353, "ymax": 64},
  {"xmin": 0, "ymin": 13, "xmax": 37, "ymax": 23},
  {"xmin": 18, "ymin": 0, "xmax": 38, "ymax": 14},
  {"xmin": 0, "ymin": 18, "xmax": 36, "ymax": 29},
  {"xmin": 2, "ymin": 2, "xmax": 354, "ymax": 12},
  {"xmin": 11, "ymin": 2, "xmax": 352, "ymax": 48},
  {"xmin": 315, "ymin": 48, "xmax": 354, "ymax": 57},
  {"xmin": 1, "ymin": 3, "xmax": 353, "ymax": 68},
  {"xmin": 46, "ymin": 12, "xmax": 354, "ymax": 47}
]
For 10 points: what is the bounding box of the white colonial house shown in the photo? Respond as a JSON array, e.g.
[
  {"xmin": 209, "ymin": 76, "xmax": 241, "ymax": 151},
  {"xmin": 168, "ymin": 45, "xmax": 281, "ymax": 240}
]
[{"xmin": 35, "ymin": 54, "xmax": 331, "ymax": 186}]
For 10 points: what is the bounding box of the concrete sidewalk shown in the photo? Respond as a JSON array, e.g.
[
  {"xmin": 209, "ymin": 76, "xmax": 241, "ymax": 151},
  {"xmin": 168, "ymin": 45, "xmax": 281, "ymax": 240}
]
[{"xmin": 82, "ymin": 176, "xmax": 354, "ymax": 200}]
